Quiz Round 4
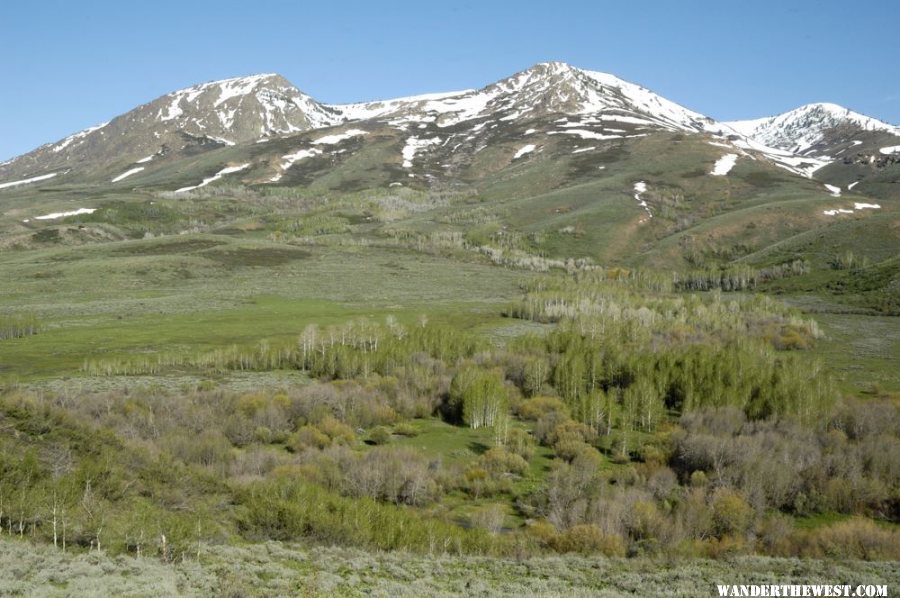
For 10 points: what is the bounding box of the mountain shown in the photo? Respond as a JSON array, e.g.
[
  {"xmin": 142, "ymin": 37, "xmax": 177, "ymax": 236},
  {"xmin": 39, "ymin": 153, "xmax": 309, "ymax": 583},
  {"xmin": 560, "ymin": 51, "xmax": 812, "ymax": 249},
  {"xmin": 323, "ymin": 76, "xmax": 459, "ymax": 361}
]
[
  {"xmin": 0, "ymin": 74, "xmax": 342, "ymax": 182},
  {"xmin": 334, "ymin": 61, "xmax": 719, "ymax": 133},
  {"xmin": 1, "ymin": 61, "xmax": 897, "ymax": 274},
  {"xmin": 726, "ymin": 103, "xmax": 900, "ymax": 157},
  {"xmin": 8, "ymin": 62, "xmax": 899, "ymax": 189},
  {"xmin": 2, "ymin": 62, "xmax": 728, "ymax": 181},
  {"xmin": 726, "ymin": 104, "xmax": 900, "ymax": 196},
  {"xmin": 0, "ymin": 61, "xmax": 836, "ymax": 187}
]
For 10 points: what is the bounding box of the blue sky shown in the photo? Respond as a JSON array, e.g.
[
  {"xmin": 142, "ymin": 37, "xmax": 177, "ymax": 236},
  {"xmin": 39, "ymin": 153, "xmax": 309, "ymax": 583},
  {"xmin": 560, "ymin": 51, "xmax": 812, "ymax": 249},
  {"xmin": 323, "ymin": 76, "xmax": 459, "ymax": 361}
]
[{"xmin": 2, "ymin": 0, "xmax": 898, "ymax": 161}]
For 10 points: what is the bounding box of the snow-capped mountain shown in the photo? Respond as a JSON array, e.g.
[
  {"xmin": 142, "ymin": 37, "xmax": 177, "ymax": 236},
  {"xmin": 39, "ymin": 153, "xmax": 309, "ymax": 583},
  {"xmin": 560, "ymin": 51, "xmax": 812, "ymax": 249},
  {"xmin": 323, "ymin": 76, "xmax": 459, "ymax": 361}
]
[
  {"xmin": 1, "ymin": 63, "xmax": 898, "ymax": 190},
  {"xmin": 331, "ymin": 62, "xmax": 718, "ymax": 134},
  {"xmin": 726, "ymin": 103, "xmax": 900, "ymax": 158},
  {"xmin": 0, "ymin": 74, "xmax": 341, "ymax": 180}
]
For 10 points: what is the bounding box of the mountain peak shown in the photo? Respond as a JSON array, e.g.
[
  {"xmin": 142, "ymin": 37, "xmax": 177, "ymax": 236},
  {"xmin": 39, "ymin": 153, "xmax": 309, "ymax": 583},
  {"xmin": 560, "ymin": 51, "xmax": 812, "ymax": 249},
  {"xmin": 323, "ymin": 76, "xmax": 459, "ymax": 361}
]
[
  {"xmin": 0, "ymin": 72, "xmax": 343, "ymax": 179},
  {"xmin": 522, "ymin": 61, "xmax": 578, "ymax": 74},
  {"xmin": 726, "ymin": 102, "xmax": 900, "ymax": 156},
  {"xmin": 153, "ymin": 72, "xmax": 336, "ymax": 132}
]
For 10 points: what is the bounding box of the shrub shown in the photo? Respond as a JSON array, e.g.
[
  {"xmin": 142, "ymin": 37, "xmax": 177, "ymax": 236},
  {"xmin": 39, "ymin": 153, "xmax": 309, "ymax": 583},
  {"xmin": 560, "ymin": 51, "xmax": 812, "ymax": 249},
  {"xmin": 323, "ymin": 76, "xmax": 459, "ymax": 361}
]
[
  {"xmin": 517, "ymin": 396, "xmax": 568, "ymax": 421},
  {"xmin": 236, "ymin": 477, "xmax": 506, "ymax": 554},
  {"xmin": 710, "ymin": 489, "xmax": 754, "ymax": 537},
  {"xmin": 786, "ymin": 518, "xmax": 900, "ymax": 560},
  {"xmin": 554, "ymin": 440, "xmax": 595, "ymax": 463},
  {"xmin": 505, "ymin": 427, "xmax": 536, "ymax": 461},
  {"xmin": 316, "ymin": 416, "xmax": 355, "ymax": 445},
  {"xmin": 549, "ymin": 419, "xmax": 597, "ymax": 447},
  {"xmin": 392, "ymin": 422, "xmax": 419, "ymax": 437},
  {"xmin": 471, "ymin": 504, "xmax": 506, "ymax": 534},
  {"xmin": 289, "ymin": 426, "xmax": 331, "ymax": 451},
  {"xmin": 480, "ymin": 447, "xmax": 528, "ymax": 477},
  {"xmin": 369, "ymin": 426, "xmax": 391, "ymax": 445},
  {"xmin": 550, "ymin": 524, "xmax": 626, "ymax": 556}
]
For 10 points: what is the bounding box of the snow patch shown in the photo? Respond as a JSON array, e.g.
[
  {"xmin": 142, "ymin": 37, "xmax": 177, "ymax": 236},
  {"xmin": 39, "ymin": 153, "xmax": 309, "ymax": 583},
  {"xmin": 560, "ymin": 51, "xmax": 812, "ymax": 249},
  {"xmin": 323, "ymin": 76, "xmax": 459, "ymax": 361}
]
[
  {"xmin": 334, "ymin": 90, "xmax": 473, "ymax": 122},
  {"xmin": 312, "ymin": 128, "xmax": 367, "ymax": 145},
  {"xmin": 214, "ymin": 74, "xmax": 274, "ymax": 107},
  {"xmin": 402, "ymin": 136, "xmax": 441, "ymax": 168},
  {"xmin": 549, "ymin": 130, "xmax": 622, "ymax": 140},
  {"xmin": 847, "ymin": 181, "xmax": 859, "ymax": 190},
  {"xmin": 824, "ymin": 184, "xmax": 841, "ymax": 197},
  {"xmin": 270, "ymin": 148, "xmax": 322, "ymax": 182},
  {"xmin": 633, "ymin": 181, "xmax": 652, "ymax": 222},
  {"xmin": 880, "ymin": 145, "xmax": 900, "ymax": 155},
  {"xmin": 51, "ymin": 122, "xmax": 108, "ymax": 153},
  {"xmin": 0, "ymin": 172, "xmax": 59, "ymax": 190},
  {"xmin": 710, "ymin": 154, "xmax": 738, "ymax": 176},
  {"xmin": 823, "ymin": 202, "xmax": 880, "ymax": 216},
  {"xmin": 111, "ymin": 167, "xmax": 144, "ymax": 183},
  {"xmin": 175, "ymin": 163, "xmax": 250, "ymax": 193},
  {"xmin": 136, "ymin": 155, "xmax": 155, "ymax": 164},
  {"xmin": 208, "ymin": 136, "xmax": 235, "ymax": 146},
  {"xmin": 33, "ymin": 207, "xmax": 96, "ymax": 220},
  {"xmin": 513, "ymin": 144, "xmax": 536, "ymax": 159},
  {"xmin": 159, "ymin": 96, "xmax": 184, "ymax": 122}
]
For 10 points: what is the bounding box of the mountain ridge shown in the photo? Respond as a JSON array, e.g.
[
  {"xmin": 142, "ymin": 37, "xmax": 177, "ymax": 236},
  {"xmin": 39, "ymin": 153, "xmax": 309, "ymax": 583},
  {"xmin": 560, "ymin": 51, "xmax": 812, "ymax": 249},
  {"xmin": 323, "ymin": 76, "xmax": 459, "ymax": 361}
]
[{"xmin": 1, "ymin": 62, "xmax": 898, "ymax": 190}]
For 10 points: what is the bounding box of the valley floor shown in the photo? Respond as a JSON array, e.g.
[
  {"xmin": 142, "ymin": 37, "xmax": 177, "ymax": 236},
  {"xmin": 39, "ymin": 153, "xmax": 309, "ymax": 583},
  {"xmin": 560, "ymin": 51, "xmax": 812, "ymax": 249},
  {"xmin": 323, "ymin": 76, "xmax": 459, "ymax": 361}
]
[{"xmin": 2, "ymin": 538, "xmax": 898, "ymax": 597}]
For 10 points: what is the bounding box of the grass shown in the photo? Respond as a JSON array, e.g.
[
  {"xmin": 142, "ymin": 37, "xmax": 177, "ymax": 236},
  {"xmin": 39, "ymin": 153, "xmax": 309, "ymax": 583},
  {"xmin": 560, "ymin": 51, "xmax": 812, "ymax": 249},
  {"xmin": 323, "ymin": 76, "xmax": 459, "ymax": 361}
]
[
  {"xmin": 0, "ymin": 237, "xmax": 526, "ymax": 381},
  {"xmin": 391, "ymin": 418, "xmax": 497, "ymax": 465},
  {"xmin": 389, "ymin": 418, "xmax": 557, "ymax": 528},
  {"xmin": 808, "ymin": 312, "xmax": 900, "ymax": 393},
  {"xmin": 2, "ymin": 538, "xmax": 898, "ymax": 597}
]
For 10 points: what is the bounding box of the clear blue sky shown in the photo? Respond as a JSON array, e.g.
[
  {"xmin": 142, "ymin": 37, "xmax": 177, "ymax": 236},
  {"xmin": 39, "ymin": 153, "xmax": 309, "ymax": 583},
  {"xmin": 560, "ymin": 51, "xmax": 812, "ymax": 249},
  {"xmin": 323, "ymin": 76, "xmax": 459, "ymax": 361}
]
[{"xmin": 2, "ymin": 0, "xmax": 898, "ymax": 161}]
